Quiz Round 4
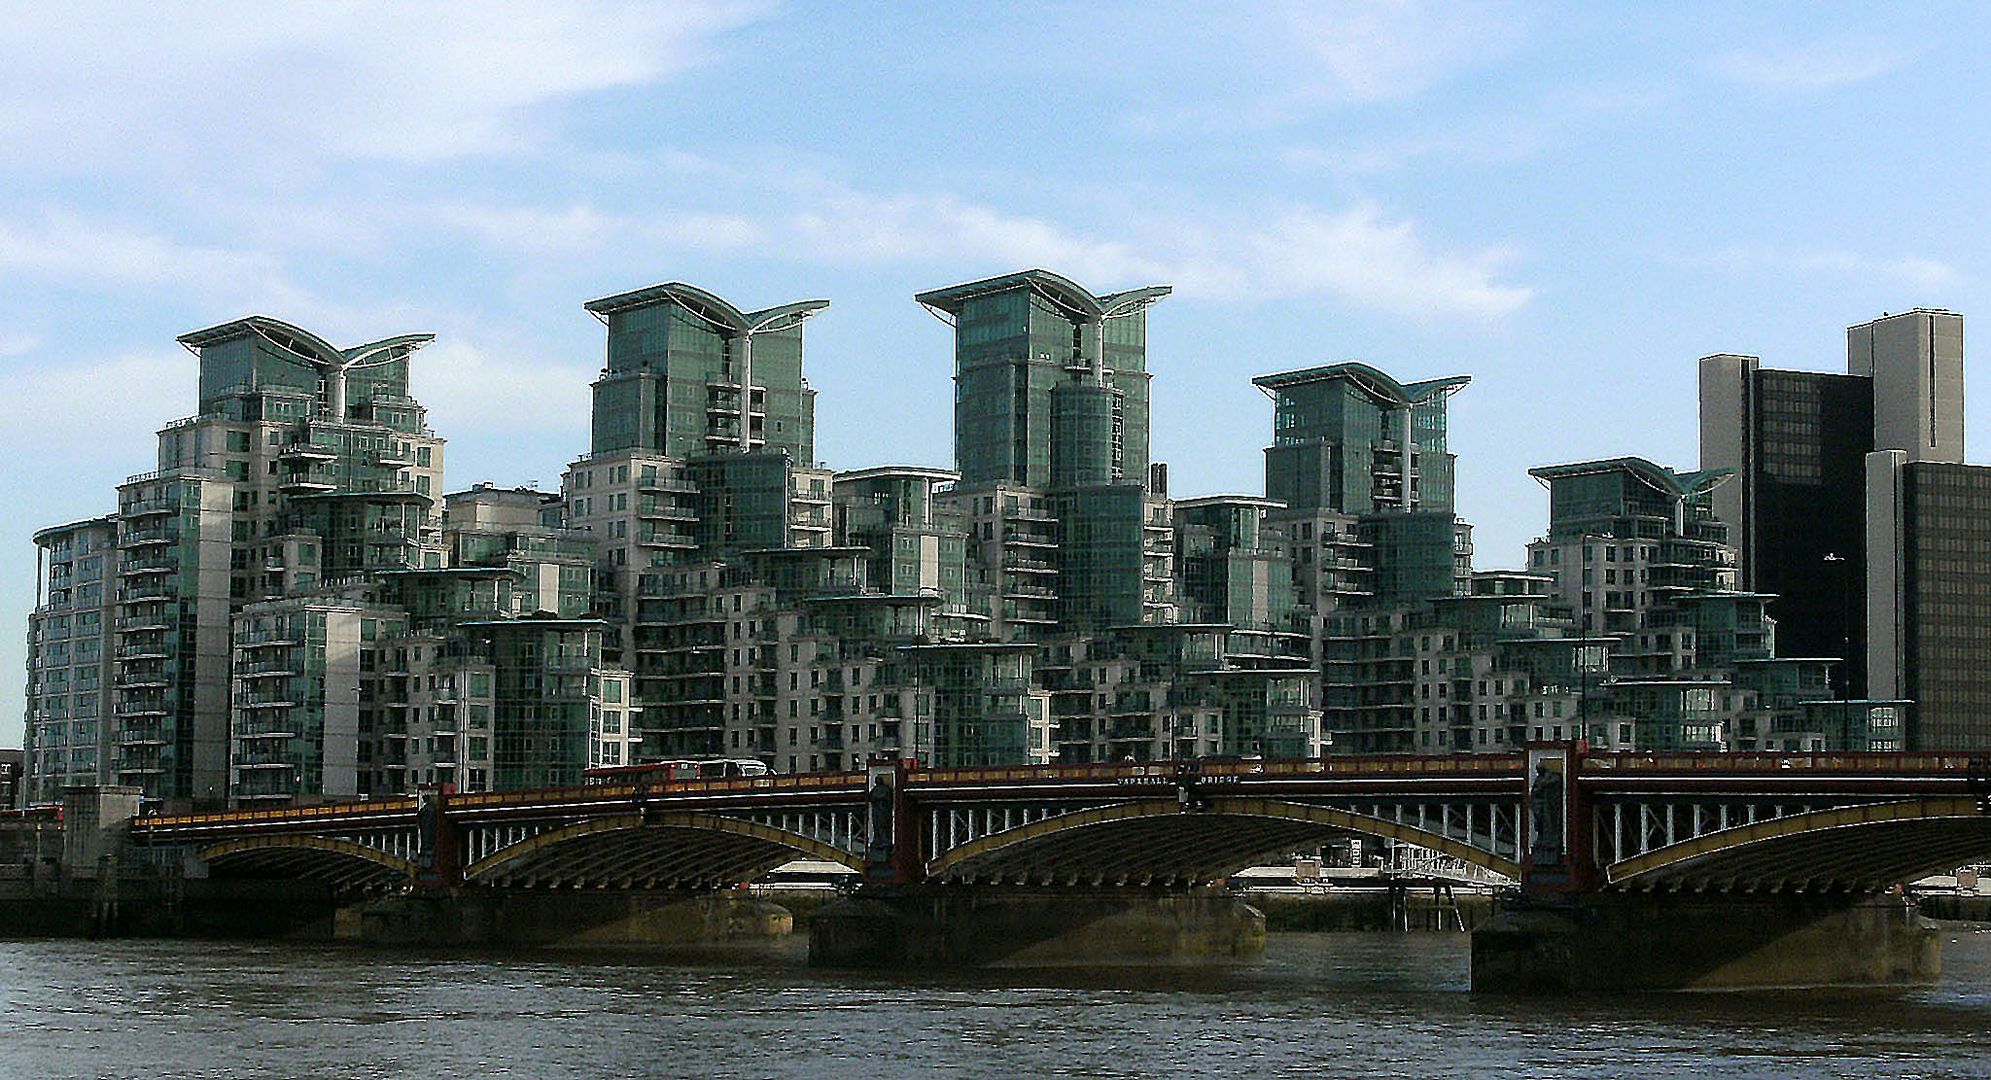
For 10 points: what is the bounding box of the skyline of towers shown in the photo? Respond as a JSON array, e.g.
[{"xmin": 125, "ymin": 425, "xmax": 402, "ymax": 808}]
[{"xmin": 17, "ymin": 271, "xmax": 1987, "ymax": 809}]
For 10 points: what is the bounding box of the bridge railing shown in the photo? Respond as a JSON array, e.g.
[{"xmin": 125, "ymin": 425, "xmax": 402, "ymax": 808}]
[
  {"xmin": 908, "ymin": 753, "xmax": 1526, "ymax": 787},
  {"xmin": 1583, "ymin": 751, "xmax": 1978, "ymax": 775},
  {"xmin": 134, "ymin": 771, "xmax": 875, "ymax": 834},
  {"xmin": 137, "ymin": 797, "xmax": 420, "ymax": 833},
  {"xmin": 448, "ymin": 770, "xmax": 868, "ymax": 812}
]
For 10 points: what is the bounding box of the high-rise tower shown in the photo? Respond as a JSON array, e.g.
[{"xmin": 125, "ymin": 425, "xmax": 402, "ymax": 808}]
[
  {"xmin": 585, "ymin": 283, "xmax": 825, "ymax": 461},
  {"xmin": 918, "ymin": 270, "xmax": 1175, "ymax": 636},
  {"xmin": 916, "ymin": 270, "xmax": 1169, "ymax": 491},
  {"xmin": 1699, "ymin": 309, "xmax": 1965, "ymax": 697}
]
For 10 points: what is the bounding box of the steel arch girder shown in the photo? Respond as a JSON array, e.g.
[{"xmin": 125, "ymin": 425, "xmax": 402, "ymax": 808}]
[
  {"xmin": 459, "ymin": 810, "xmax": 864, "ymax": 886},
  {"xmin": 1606, "ymin": 796, "xmax": 1991, "ymax": 889},
  {"xmin": 198, "ymin": 834, "xmax": 418, "ymax": 884},
  {"xmin": 925, "ymin": 796, "xmax": 1522, "ymax": 882}
]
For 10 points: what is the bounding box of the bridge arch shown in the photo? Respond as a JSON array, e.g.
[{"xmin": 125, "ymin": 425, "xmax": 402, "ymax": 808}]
[
  {"xmin": 198, "ymin": 835, "xmax": 417, "ymax": 889},
  {"xmin": 463, "ymin": 811, "xmax": 863, "ymax": 889},
  {"xmin": 1608, "ymin": 797, "xmax": 1991, "ymax": 891},
  {"xmin": 928, "ymin": 796, "xmax": 1520, "ymax": 884}
]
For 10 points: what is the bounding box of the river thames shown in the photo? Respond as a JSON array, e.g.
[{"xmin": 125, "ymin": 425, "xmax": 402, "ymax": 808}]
[{"xmin": 4, "ymin": 929, "xmax": 1989, "ymax": 1078}]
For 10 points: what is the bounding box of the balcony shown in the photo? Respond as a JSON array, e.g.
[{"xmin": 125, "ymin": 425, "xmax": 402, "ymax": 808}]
[
  {"xmin": 119, "ymin": 499, "xmax": 179, "ymax": 519},
  {"xmin": 116, "ymin": 641, "xmax": 170, "ymax": 660},
  {"xmin": 118, "ymin": 724, "xmax": 168, "ymax": 746},
  {"xmin": 120, "ymin": 529, "xmax": 178, "ymax": 548},
  {"xmin": 280, "ymin": 444, "xmax": 339, "ymax": 462},
  {"xmin": 1002, "ymin": 529, "xmax": 1058, "ymax": 548},
  {"xmin": 117, "ymin": 614, "xmax": 174, "ymax": 633},
  {"xmin": 236, "ymin": 632, "xmax": 302, "ymax": 648},
  {"xmin": 637, "ymin": 476, "xmax": 699, "ymax": 495},
  {"xmin": 121, "ymin": 555, "xmax": 176, "ymax": 575}
]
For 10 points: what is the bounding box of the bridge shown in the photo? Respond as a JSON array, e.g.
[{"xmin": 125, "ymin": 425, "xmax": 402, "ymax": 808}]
[
  {"xmin": 129, "ymin": 747, "xmax": 1990, "ymax": 894},
  {"xmin": 112, "ymin": 744, "xmax": 1991, "ymax": 989}
]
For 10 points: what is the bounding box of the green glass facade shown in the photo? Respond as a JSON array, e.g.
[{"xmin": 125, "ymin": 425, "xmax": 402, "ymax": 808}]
[
  {"xmin": 586, "ymin": 284, "xmax": 820, "ymax": 461},
  {"xmin": 1257, "ymin": 362, "xmax": 1467, "ymax": 515},
  {"xmin": 917, "ymin": 270, "xmax": 1166, "ymax": 491}
]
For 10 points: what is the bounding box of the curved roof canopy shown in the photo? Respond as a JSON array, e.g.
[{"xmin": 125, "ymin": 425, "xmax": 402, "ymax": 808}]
[
  {"xmin": 176, "ymin": 316, "xmax": 434, "ymax": 371},
  {"xmin": 1528, "ymin": 456, "xmax": 1734, "ymax": 497},
  {"xmin": 583, "ymin": 282, "xmax": 829, "ymax": 333},
  {"xmin": 914, "ymin": 268, "xmax": 1172, "ymax": 320},
  {"xmin": 1252, "ymin": 361, "xmax": 1471, "ymax": 406}
]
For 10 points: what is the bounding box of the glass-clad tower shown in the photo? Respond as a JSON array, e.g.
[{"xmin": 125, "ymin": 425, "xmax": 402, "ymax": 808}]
[
  {"xmin": 918, "ymin": 270, "xmax": 1175, "ymax": 636},
  {"xmin": 916, "ymin": 269, "xmax": 1169, "ymax": 491},
  {"xmin": 585, "ymin": 282, "xmax": 825, "ymax": 461}
]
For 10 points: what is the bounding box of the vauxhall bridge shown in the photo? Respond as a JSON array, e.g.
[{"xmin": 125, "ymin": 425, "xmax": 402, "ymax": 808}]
[{"xmin": 91, "ymin": 746, "xmax": 1991, "ymax": 990}]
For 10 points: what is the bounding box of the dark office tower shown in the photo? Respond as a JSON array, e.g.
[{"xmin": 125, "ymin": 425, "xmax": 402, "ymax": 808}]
[
  {"xmin": 1698, "ymin": 354, "xmax": 1873, "ymax": 689},
  {"xmin": 915, "ymin": 270, "xmax": 1170, "ymax": 491},
  {"xmin": 1866, "ymin": 453, "xmax": 1991, "ymax": 750},
  {"xmin": 585, "ymin": 283, "xmax": 826, "ymax": 461},
  {"xmin": 1700, "ymin": 310, "xmax": 1965, "ymax": 698}
]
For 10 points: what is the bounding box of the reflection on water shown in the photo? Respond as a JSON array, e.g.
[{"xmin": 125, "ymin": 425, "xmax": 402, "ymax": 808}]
[{"xmin": 3, "ymin": 928, "xmax": 1990, "ymax": 1078}]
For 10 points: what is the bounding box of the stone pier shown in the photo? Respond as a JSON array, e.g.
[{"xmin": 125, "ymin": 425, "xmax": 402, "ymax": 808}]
[
  {"xmin": 809, "ymin": 889, "xmax": 1266, "ymax": 968},
  {"xmin": 1471, "ymin": 893, "xmax": 1940, "ymax": 993},
  {"xmin": 357, "ymin": 888, "xmax": 794, "ymax": 948}
]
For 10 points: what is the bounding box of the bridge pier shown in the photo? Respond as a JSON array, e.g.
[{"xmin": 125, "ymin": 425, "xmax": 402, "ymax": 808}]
[
  {"xmin": 809, "ymin": 888, "xmax": 1265, "ymax": 968},
  {"xmin": 1471, "ymin": 893, "xmax": 1940, "ymax": 993},
  {"xmin": 358, "ymin": 888, "xmax": 795, "ymax": 948}
]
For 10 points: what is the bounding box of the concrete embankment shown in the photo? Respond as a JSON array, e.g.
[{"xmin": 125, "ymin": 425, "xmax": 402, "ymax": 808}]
[
  {"xmin": 1918, "ymin": 894, "xmax": 1991, "ymax": 922},
  {"xmin": 1248, "ymin": 889, "xmax": 1495, "ymax": 932}
]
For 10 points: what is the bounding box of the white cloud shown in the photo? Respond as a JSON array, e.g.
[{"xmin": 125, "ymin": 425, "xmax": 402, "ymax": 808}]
[
  {"xmin": 0, "ymin": 348, "xmax": 187, "ymax": 460},
  {"xmin": 1277, "ymin": 0, "xmax": 1524, "ymax": 104},
  {"xmin": 0, "ymin": 212, "xmax": 284, "ymax": 294},
  {"xmin": 412, "ymin": 339, "xmax": 594, "ymax": 437},
  {"xmin": 434, "ymin": 202, "xmax": 766, "ymax": 256},
  {"xmin": 1282, "ymin": 87, "xmax": 1659, "ymax": 176},
  {"xmin": 428, "ymin": 185, "xmax": 1532, "ymax": 320},
  {"xmin": 1714, "ymin": 40, "xmax": 1914, "ymax": 92},
  {"xmin": 1187, "ymin": 204, "xmax": 1532, "ymax": 317},
  {"xmin": 0, "ymin": 1, "xmax": 767, "ymax": 168},
  {"xmin": 1696, "ymin": 245, "xmax": 1961, "ymax": 294}
]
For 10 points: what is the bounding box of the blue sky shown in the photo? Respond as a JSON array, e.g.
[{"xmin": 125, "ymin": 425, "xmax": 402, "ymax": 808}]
[{"xmin": 4, "ymin": 1, "xmax": 1987, "ymax": 747}]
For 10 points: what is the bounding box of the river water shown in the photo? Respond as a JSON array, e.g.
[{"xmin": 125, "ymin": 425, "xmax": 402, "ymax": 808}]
[{"xmin": 4, "ymin": 929, "xmax": 1990, "ymax": 1079}]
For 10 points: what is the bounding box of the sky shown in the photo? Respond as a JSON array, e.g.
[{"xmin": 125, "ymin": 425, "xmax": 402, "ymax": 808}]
[{"xmin": 4, "ymin": 1, "xmax": 1989, "ymax": 748}]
